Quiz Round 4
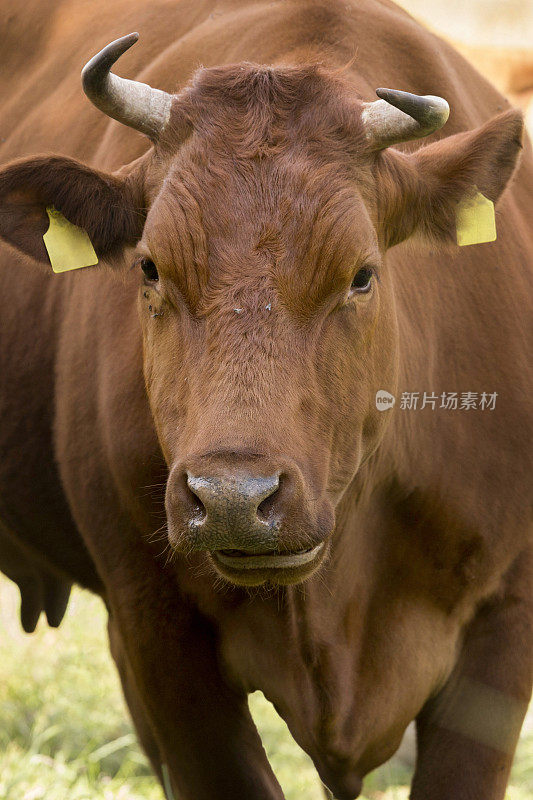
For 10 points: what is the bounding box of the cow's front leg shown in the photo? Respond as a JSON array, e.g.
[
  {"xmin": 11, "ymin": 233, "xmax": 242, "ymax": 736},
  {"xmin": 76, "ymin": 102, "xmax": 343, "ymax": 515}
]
[
  {"xmin": 108, "ymin": 616, "xmax": 165, "ymax": 785},
  {"xmin": 411, "ymin": 550, "xmax": 533, "ymax": 800},
  {"xmin": 107, "ymin": 569, "xmax": 284, "ymax": 800}
]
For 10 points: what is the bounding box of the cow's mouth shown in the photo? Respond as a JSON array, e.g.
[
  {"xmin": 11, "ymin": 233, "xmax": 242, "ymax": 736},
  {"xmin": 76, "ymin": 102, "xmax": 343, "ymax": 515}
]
[
  {"xmin": 216, "ymin": 543, "xmax": 324, "ymax": 569},
  {"xmin": 210, "ymin": 543, "xmax": 326, "ymax": 585}
]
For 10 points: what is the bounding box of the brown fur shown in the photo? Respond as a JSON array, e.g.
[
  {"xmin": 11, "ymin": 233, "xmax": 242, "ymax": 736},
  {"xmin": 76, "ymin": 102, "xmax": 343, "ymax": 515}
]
[{"xmin": 0, "ymin": 1, "xmax": 532, "ymax": 799}]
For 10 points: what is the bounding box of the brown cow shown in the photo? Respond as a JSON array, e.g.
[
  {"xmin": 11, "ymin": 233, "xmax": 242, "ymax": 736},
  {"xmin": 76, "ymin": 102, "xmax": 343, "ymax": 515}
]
[{"xmin": 0, "ymin": 1, "xmax": 531, "ymax": 799}]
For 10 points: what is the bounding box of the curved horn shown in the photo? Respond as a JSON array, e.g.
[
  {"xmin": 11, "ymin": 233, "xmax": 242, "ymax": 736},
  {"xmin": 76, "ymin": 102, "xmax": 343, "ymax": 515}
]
[
  {"xmin": 81, "ymin": 33, "xmax": 172, "ymax": 140},
  {"xmin": 362, "ymin": 88, "xmax": 450, "ymax": 150}
]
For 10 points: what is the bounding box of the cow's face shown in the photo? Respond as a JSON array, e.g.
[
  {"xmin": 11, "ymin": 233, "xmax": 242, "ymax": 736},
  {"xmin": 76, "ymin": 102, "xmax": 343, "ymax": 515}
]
[
  {"xmin": 0, "ymin": 53, "xmax": 523, "ymax": 586},
  {"xmin": 136, "ymin": 67, "xmax": 401, "ymax": 585}
]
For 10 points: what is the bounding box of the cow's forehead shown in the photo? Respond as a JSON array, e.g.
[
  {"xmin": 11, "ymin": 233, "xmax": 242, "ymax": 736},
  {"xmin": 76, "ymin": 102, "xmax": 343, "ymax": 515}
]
[
  {"xmin": 140, "ymin": 64, "xmax": 377, "ymax": 295},
  {"xmin": 142, "ymin": 151, "xmax": 378, "ymax": 285}
]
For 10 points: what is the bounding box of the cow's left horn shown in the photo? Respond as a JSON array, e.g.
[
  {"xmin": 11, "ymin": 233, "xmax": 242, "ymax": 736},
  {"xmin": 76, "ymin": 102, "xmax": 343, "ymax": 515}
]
[
  {"xmin": 82, "ymin": 33, "xmax": 172, "ymax": 140},
  {"xmin": 362, "ymin": 88, "xmax": 450, "ymax": 150}
]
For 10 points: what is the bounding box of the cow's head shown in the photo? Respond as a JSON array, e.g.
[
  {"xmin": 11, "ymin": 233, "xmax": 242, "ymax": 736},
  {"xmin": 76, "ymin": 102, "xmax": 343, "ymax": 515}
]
[{"xmin": 0, "ymin": 34, "xmax": 523, "ymax": 586}]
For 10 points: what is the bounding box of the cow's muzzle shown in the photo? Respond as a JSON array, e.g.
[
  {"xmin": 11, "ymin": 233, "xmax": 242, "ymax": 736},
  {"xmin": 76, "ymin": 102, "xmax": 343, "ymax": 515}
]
[{"xmin": 165, "ymin": 456, "xmax": 333, "ymax": 585}]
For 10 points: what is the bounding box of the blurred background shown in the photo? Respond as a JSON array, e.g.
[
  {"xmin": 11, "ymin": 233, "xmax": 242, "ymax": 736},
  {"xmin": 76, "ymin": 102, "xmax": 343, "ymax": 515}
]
[
  {"xmin": 402, "ymin": 0, "xmax": 533, "ymax": 45},
  {"xmin": 0, "ymin": 1, "xmax": 532, "ymax": 799}
]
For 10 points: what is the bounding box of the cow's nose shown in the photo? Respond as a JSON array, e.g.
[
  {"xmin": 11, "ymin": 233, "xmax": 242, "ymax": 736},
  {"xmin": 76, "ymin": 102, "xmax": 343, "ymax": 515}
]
[
  {"xmin": 187, "ymin": 472, "xmax": 280, "ymax": 521},
  {"xmin": 184, "ymin": 472, "xmax": 281, "ymax": 552}
]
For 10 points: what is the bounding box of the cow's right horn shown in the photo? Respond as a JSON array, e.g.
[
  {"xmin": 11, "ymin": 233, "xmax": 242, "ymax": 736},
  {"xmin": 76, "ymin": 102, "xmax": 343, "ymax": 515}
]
[
  {"xmin": 362, "ymin": 88, "xmax": 450, "ymax": 150},
  {"xmin": 82, "ymin": 33, "xmax": 172, "ymax": 141}
]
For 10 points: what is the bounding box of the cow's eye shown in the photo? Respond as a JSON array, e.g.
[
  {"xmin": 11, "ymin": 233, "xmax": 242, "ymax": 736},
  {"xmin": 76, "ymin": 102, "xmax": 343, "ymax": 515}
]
[
  {"xmin": 140, "ymin": 257, "xmax": 159, "ymax": 282},
  {"xmin": 350, "ymin": 267, "xmax": 373, "ymax": 294}
]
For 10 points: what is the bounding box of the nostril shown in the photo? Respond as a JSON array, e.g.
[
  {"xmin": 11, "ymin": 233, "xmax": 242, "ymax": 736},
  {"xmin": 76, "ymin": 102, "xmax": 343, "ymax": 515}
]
[
  {"xmin": 257, "ymin": 473, "xmax": 284, "ymax": 522},
  {"xmin": 188, "ymin": 488, "xmax": 206, "ymax": 520},
  {"xmin": 183, "ymin": 475, "xmax": 206, "ymax": 522}
]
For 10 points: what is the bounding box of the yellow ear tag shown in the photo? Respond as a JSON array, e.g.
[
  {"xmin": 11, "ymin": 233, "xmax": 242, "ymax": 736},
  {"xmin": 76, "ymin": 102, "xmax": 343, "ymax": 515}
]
[
  {"xmin": 456, "ymin": 190, "xmax": 496, "ymax": 247},
  {"xmin": 43, "ymin": 206, "xmax": 99, "ymax": 273}
]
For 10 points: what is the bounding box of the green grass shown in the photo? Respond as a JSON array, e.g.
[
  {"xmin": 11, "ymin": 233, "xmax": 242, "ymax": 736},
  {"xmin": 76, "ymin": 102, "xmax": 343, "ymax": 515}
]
[{"xmin": 0, "ymin": 575, "xmax": 531, "ymax": 800}]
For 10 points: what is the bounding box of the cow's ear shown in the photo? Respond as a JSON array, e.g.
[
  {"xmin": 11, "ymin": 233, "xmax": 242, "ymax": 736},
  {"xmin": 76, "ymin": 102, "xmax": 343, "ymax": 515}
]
[
  {"xmin": 376, "ymin": 109, "xmax": 524, "ymax": 248},
  {"xmin": 0, "ymin": 155, "xmax": 144, "ymax": 266}
]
